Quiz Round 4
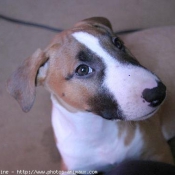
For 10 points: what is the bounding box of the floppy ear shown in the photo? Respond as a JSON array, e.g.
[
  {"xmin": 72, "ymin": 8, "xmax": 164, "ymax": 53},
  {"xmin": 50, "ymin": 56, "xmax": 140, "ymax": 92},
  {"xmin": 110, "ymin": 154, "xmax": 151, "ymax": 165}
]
[
  {"xmin": 7, "ymin": 49, "xmax": 49, "ymax": 112},
  {"xmin": 74, "ymin": 17, "xmax": 113, "ymax": 32}
]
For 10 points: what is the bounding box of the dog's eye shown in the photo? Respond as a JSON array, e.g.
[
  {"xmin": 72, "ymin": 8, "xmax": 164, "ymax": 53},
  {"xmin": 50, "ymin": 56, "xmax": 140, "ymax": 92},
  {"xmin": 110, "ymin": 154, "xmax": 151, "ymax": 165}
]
[
  {"xmin": 75, "ymin": 64, "xmax": 93, "ymax": 76},
  {"xmin": 112, "ymin": 37, "xmax": 123, "ymax": 50}
]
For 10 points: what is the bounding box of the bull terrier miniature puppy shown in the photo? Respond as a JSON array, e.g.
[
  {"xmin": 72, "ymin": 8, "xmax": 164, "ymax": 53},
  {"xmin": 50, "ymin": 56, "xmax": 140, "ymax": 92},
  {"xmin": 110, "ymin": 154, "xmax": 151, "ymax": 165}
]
[{"xmin": 7, "ymin": 17, "xmax": 175, "ymax": 173}]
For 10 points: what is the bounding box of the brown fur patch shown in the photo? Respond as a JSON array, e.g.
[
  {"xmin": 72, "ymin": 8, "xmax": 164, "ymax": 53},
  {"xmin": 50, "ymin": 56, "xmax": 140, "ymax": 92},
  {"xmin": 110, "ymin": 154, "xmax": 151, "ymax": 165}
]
[
  {"xmin": 117, "ymin": 121, "xmax": 137, "ymax": 146},
  {"xmin": 138, "ymin": 115, "xmax": 174, "ymax": 164},
  {"xmin": 124, "ymin": 122, "xmax": 136, "ymax": 146},
  {"xmin": 44, "ymin": 36, "xmax": 98, "ymax": 112}
]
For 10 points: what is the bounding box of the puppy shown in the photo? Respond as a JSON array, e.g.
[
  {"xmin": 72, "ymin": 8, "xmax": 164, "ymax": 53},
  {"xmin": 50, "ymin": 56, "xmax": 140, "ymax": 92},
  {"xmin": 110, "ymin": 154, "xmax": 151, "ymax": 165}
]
[{"xmin": 7, "ymin": 17, "xmax": 175, "ymax": 173}]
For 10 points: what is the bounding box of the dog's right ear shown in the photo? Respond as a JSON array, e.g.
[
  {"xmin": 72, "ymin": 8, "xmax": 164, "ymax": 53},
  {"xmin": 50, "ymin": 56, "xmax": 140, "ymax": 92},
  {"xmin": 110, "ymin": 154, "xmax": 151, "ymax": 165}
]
[{"xmin": 7, "ymin": 49, "xmax": 49, "ymax": 113}]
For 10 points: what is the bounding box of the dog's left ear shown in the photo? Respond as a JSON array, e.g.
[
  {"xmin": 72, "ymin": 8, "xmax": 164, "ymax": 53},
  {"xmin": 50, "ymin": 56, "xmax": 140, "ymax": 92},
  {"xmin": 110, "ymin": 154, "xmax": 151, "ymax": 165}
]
[
  {"xmin": 74, "ymin": 17, "xmax": 113, "ymax": 32},
  {"xmin": 7, "ymin": 49, "xmax": 49, "ymax": 112}
]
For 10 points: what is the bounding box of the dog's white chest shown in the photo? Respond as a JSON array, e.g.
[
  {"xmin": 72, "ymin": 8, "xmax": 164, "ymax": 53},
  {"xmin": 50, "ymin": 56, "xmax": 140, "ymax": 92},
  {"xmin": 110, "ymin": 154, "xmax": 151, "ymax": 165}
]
[{"xmin": 51, "ymin": 96, "xmax": 144, "ymax": 171}]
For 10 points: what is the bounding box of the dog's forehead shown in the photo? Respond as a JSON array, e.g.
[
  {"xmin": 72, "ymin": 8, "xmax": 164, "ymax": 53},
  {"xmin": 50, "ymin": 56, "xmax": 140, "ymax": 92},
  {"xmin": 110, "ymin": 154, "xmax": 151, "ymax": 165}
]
[{"xmin": 72, "ymin": 31, "xmax": 119, "ymax": 67}]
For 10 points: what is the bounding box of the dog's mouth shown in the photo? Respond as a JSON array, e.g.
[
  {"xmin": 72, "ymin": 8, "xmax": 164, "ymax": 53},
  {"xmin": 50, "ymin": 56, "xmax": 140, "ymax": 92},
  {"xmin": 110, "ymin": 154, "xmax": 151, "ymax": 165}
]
[
  {"xmin": 128, "ymin": 108, "xmax": 158, "ymax": 121},
  {"xmin": 90, "ymin": 107, "xmax": 158, "ymax": 121}
]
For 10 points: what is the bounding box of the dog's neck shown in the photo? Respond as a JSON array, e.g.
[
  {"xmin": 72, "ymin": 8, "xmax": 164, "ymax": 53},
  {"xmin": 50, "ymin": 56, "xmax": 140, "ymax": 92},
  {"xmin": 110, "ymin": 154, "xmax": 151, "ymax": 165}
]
[
  {"xmin": 51, "ymin": 94, "xmax": 118, "ymax": 142},
  {"xmin": 51, "ymin": 95, "xmax": 145, "ymax": 171}
]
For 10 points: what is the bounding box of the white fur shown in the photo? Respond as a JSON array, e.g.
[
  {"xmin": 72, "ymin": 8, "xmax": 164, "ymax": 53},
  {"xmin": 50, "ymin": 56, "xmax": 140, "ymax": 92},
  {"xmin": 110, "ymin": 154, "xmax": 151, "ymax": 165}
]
[
  {"xmin": 38, "ymin": 62, "xmax": 48, "ymax": 79},
  {"xmin": 51, "ymin": 95, "xmax": 144, "ymax": 171},
  {"xmin": 72, "ymin": 32, "xmax": 159, "ymax": 120}
]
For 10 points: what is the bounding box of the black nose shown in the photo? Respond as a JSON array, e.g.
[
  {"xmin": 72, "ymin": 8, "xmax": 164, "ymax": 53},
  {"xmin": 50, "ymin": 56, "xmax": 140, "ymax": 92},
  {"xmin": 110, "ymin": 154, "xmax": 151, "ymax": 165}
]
[{"xmin": 142, "ymin": 81, "xmax": 166, "ymax": 107}]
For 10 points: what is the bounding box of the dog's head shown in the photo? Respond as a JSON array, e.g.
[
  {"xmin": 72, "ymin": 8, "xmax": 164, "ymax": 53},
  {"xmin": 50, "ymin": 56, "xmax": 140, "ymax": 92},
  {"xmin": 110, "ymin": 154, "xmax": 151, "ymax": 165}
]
[{"xmin": 7, "ymin": 17, "xmax": 166, "ymax": 121}]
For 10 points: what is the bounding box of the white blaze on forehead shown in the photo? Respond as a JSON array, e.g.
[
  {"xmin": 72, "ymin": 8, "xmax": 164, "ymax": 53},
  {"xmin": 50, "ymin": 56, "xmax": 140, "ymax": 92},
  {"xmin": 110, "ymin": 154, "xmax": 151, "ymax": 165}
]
[
  {"xmin": 72, "ymin": 32, "xmax": 118, "ymax": 66},
  {"xmin": 72, "ymin": 31, "xmax": 158, "ymax": 120}
]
